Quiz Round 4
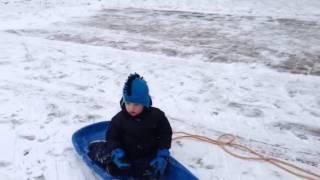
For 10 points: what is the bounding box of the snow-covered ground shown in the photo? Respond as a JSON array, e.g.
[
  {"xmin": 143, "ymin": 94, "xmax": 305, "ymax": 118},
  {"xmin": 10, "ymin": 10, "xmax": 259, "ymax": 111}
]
[{"xmin": 0, "ymin": 0, "xmax": 319, "ymax": 180}]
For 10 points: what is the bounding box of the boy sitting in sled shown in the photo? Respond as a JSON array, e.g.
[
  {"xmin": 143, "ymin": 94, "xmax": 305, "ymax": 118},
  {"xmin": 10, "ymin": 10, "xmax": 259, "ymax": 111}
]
[{"xmin": 89, "ymin": 73, "xmax": 172, "ymax": 179}]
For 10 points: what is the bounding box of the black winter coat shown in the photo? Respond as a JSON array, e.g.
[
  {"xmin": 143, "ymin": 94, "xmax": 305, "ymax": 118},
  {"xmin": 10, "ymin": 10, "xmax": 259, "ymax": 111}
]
[{"xmin": 106, "ymin": 102, "xmax": 172, "ymax": 160}]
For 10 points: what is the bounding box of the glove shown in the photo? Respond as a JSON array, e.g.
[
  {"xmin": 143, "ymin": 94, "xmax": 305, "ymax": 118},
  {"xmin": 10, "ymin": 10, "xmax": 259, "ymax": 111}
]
[
  {"xmin": 111, "ymin": 148, "xmax": 131, "ymax": 169},
  {"xmin": 150, "ymin": 149, "xmax": 170, "ymax": 177}
]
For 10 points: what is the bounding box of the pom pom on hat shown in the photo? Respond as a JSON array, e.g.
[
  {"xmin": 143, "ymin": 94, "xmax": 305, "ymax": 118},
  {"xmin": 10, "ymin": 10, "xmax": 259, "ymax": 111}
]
[{"xmin": 123, "ymin": 73, "xmax": 150, "ymax": 107}]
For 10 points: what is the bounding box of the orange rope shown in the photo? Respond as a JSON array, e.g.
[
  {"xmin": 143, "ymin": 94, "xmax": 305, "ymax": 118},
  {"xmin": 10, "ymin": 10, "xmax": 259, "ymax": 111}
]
[{"xmin": 173, "ymin": 132, "xmax": 320, "ymax": 180}]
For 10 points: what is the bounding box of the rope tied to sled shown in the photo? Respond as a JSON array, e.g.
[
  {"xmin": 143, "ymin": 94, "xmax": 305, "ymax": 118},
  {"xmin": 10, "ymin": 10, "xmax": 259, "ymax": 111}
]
[{"xmin": 173, "ymin": 132, "xmax": 320, "ymax": 180}]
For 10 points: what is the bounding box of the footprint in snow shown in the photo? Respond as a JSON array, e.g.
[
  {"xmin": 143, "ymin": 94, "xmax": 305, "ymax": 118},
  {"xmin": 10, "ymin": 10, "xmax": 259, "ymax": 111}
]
[
  {"xmin": 19, "ymin": 134, "xmax": 36, "ymax": 141},
  {"xmin": 228, "ymin": 102, "xmax": 264, "ymax": 118},
  {"xmin": 33, "ymin": 174, "xmax": 46, "ymax": 180},
  {"xmin": 0, "ymin": 161, "xmax": 11, "ymax": 168},
  {"xmin": 272, "ymin": 122, "xmax": 320, "ymax": 140}
]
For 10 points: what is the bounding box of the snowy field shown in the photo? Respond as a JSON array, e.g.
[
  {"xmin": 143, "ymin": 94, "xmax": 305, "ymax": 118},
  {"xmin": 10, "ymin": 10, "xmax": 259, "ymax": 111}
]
[{"xmin": 0, "ymin": 0, "xmax": 320, "ymax": 179}]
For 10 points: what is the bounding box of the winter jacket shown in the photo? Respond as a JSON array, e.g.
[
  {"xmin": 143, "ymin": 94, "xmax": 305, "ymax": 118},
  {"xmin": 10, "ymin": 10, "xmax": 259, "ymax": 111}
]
[{"xmin": 106, "ymin": 100, "xmax": 172, "ymax": 160}]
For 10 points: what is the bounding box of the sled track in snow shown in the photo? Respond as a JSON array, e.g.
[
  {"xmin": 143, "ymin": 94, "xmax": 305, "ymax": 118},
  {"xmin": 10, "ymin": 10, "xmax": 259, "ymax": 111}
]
[{"xmin": 4, "ymin": 8, "xmax": 320, "ymax": 76}]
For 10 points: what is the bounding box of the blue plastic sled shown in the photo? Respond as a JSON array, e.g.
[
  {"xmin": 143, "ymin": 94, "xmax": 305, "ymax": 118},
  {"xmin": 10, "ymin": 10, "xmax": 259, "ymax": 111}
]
[{"xmin": 72, "ymin": 121, "xmax": 198, "ymax": 180}]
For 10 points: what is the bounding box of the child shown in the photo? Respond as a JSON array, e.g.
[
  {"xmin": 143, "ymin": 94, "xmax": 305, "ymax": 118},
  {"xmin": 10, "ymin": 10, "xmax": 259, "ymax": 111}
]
[{"xmin": 90, "ymin": 73, "xmax": 172, "ymax": 179}]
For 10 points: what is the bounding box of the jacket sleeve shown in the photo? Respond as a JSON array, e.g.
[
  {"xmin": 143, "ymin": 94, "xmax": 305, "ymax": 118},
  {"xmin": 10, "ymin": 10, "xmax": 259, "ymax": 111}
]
[
  {"xmin": 156, "ymin": 111, "xmax": 173, "ymax": 149},
  {"xmin": 106, "ymin": 116, "xmax": 122, "ymax": 153}
]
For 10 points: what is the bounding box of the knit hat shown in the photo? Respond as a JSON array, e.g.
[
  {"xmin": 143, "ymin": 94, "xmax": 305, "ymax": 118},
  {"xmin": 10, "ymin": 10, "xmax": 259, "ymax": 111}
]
[{"xmin": 123, "ymin": 73, "xmax": 150, "ymax": 108}]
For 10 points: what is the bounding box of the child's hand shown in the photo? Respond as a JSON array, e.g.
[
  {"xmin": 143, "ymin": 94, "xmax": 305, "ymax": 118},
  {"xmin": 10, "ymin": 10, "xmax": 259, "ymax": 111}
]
[
  {"xmin": 150, "ymin": 156, "xmax": 168, "ymax": 176},
  {"xmin": 111, "ymin": 148, "xmax": 131, "ymax": 169},
  {"xmin": 149, "ymin": 149, "xmax": 170, "ymax": 176}
]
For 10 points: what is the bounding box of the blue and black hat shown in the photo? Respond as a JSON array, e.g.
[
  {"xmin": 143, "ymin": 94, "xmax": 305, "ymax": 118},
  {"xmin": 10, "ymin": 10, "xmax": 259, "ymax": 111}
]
[{"xmin": 123, "ymin": 73, "xmax": 151, "ymax": 108}]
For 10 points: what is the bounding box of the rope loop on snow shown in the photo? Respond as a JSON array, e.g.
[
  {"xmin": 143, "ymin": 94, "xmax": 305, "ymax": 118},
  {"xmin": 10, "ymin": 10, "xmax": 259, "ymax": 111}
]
[{"xmin": 173, "ymin": 132, "xmax": 320, "ymax": 180}]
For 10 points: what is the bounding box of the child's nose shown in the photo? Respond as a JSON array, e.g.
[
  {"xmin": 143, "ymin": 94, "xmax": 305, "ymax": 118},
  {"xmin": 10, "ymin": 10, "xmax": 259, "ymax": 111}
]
[{"xmin": 127, "ymin": 104, "xmax": 135, "ymax": 111}]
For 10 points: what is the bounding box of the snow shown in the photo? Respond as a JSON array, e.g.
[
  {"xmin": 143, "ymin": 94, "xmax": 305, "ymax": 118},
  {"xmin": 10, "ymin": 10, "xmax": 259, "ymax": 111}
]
[{"xmin": 0, "ymin": 0, "xmax": 320, "ymax": 180}]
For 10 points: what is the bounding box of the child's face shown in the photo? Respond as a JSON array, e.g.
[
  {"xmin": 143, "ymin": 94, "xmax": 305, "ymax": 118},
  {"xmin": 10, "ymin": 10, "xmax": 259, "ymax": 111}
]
[{"xmin": 125, "ymin": 102, "xmax": 144, "ymax": 117}]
